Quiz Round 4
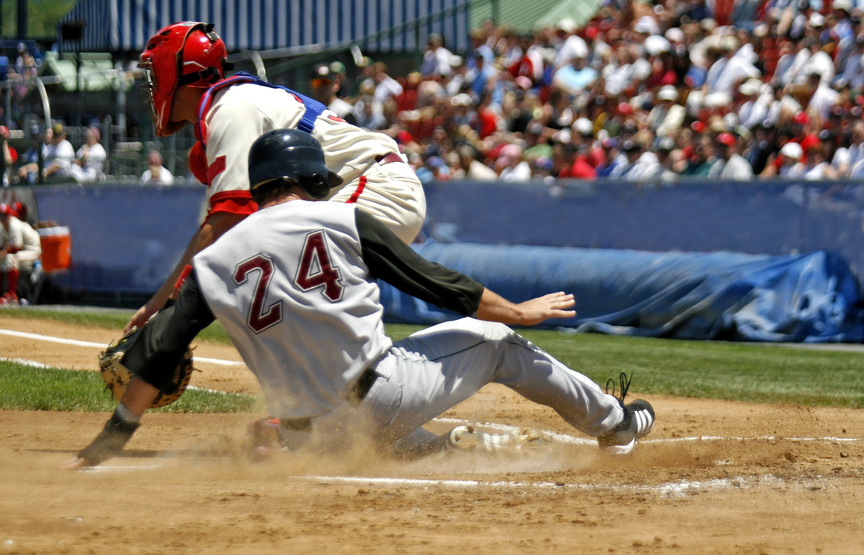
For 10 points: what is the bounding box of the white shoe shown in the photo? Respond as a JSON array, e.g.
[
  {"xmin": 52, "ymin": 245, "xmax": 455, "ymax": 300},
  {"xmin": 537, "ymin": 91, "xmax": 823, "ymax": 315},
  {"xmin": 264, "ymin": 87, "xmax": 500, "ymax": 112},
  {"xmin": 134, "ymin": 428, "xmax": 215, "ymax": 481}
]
[
  {"xmin": 446, "ymin": 425, "xmax": 551, "ymax": 453},
  {"xmin": 597, "ymin": 399, "xmax": 655, "ymax": 455}
]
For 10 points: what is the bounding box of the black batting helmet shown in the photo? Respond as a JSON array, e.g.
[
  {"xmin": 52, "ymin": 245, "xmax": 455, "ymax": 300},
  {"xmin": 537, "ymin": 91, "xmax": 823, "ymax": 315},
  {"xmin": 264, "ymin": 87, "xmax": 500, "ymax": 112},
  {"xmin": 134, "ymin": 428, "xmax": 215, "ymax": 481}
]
[{"xmin": 247, "ymin": 128, "xmax": 342, "ymax": 199}]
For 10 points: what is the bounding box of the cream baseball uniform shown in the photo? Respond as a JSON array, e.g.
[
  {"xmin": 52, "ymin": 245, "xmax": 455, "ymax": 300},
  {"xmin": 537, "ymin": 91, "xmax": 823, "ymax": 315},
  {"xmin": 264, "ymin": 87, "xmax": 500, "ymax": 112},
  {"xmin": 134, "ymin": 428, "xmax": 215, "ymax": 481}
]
[
  {"xmin": 197, "ymin": 75, "xmax": 425, "ymax": 244},
  {"xmin": 0, "ymin": 215, "xmax": 41, "ymax": 272}
]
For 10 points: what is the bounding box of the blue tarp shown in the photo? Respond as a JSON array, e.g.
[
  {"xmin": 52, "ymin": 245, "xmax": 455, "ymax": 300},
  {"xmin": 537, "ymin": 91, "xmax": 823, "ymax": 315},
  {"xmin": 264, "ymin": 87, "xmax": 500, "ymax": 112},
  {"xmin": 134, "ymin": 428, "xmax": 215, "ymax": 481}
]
[{"xmin": 380, "ymin": 242, "xmax": 864, "ymax": 343}]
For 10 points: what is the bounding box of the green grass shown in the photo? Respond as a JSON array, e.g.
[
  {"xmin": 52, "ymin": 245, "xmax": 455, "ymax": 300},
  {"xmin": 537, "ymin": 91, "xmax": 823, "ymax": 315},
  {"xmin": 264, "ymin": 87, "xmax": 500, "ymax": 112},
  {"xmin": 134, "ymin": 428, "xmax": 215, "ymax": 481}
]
[
  {"xmin": 0, "ymin": 359, "xmax": 260, "ymax": 412},
  {"xmin": 3, "ymin": 308, "xmax": 864, "ymax": 410},
  {"xmin": 0, "ymin": 308, "xmax": 233, "ymax": 344}
]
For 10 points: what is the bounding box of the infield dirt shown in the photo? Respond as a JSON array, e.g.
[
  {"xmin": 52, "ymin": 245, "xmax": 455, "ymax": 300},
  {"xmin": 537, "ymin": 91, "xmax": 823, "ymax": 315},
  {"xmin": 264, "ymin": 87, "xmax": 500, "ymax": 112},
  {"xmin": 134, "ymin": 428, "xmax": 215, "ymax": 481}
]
[{"xmin": 1, "ymin": 314, "xmax": 863, "ymax": 554}]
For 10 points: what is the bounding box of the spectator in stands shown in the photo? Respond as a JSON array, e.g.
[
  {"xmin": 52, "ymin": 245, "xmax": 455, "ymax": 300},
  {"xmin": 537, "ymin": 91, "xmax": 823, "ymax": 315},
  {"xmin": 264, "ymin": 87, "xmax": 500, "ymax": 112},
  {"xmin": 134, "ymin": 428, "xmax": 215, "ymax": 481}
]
[
  {"xmin": 16, "ymin": 126, "xmax": 49, "ymax": 184},
  {"xmin": 0, "ymin": 49, "xmax": 9, "ymax": 81},
  {"xmin": 1, "ymin": 126, "xmax": 18, "ymax": 186},
  {"xmin": 467, "ymin": 48, "xmax": 503, "ymax": 104},
  {"xmin": 140, "ymin": 150, "xmax": 174, "ymax": 186},
  {"xmin": 553, "ymin": 18, "xmax": 589, "ymax": 70},
  {"xmin": 369, "ymin": 62, "xmax": 403, "ymax": 106},
  {"xmin": 595, "ymin": 137, "xmax": 623, "ymax": 178},
  {"xmin": 69, "ymin": 126, "xmax": 107, "ymax": 183},
  {"xmin": 14, "ymin": 43, "xmax": 37, "ymax": 78},
  {"xmin": 17, "ymin": 124, "xmax": 75, "ymax": 183},
  {"xmin": 455, "ymin": 144, "xmax": 497, "ymax": 180},
  {"xmin": 737, "ymin": 78, "xmax": 771, "ymax": 129},
  {"xmin": 0, "ymin": 202, "xmax": 41, "ymax": 306},
  {"xmin": 653, "ymin": 136, "xmax": 680, "ymax": 183},
  {"xmin": 328, "ymin": 61, "xmax": 354, "ymax": 99},
  {"xmin": 647, "ymin": 85, "xmax": 686, "ymax": 137},
  {"xmin": 420, "ymin": 33, "xmax": 458, "ymax": 78},
  {"xmin": 797, "ymin": 140, "xmax": 835, "ymax": 179},
  {"xmin": 681, "ymin": 139, "xmax": 716, "ymax": 177},
  {"xmin": 467, "ymin": 28, "xmax": 496, "ymax": 71},
  {"xmin": 833, "ymin": 34, "xmax": 864, "ymax": 92},
  {"xmin": 713, "ymin": 131, "xmax": 755, "ymax": 180},
  {"xmin": 496, "ymin": 143, "xmax": 531, "ymax": 181},
  {"xmin": 354, "ymin": 94, "xmax": 389, "ymax": 131},
  {"xmin": 552, "ymin": 50, "xmax": 599, "ymax": 96},
  {"xmin": 761, "ymin": 141, "xmax": 805, "ymax": 177},
  {"xmin": 310, "ymin": 64, "xmax": 358, "ymax": 126},
  {"xmin": 558, "ymin": 143, "xmax": 597, "ymax": 179}
]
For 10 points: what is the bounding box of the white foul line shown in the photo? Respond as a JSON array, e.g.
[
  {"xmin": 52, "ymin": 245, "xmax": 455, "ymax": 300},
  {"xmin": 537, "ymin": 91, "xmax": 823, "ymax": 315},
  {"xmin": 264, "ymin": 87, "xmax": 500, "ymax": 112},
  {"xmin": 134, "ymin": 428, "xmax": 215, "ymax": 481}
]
[
  {"xmin": 80, "ymin": 465, "xmax": 829, "ymax": 498},
  {"xmin": 0, "ymin": 328, "xmax": 245, "ymax": 366}
]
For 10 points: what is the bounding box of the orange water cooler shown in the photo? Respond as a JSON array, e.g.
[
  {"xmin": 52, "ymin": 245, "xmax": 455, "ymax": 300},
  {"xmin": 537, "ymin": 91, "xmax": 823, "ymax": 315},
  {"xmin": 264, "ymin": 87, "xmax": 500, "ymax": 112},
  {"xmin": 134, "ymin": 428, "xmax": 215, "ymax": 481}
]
[{"xmin": 37, "ymin": 226, "xmax": 72, "ymax": 272}]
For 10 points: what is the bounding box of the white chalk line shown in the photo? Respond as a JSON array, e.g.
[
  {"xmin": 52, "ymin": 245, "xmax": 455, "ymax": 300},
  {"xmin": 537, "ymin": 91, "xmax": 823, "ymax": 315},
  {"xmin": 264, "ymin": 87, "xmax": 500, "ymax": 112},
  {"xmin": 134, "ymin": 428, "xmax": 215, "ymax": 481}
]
[
  {"xmin": 0, "ymin": 328, "xmax": 245, "ymax": 366},
  {"xmin": 430, "ymin": 417, "xmax": 859, "ymax": 445},
  {"xmin": 80, "ymin": 464, "xmax": 831, "ymax": 498}
]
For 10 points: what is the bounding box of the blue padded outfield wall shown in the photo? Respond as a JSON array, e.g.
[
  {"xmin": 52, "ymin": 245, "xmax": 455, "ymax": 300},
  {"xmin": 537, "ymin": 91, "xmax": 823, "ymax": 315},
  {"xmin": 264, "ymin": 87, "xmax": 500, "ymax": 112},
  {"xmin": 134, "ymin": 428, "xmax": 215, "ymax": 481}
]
[{"xmin": 26, "ymin": 178, "xmax": 864, "ymax": 342}]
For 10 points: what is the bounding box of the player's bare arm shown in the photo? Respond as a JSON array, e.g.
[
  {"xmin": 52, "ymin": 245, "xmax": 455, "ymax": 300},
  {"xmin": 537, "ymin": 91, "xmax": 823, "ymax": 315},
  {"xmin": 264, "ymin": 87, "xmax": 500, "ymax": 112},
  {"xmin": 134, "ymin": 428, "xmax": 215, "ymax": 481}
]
[{"xmin": 475, "ymin": 289, "xmax": 576, "ymax": 326}]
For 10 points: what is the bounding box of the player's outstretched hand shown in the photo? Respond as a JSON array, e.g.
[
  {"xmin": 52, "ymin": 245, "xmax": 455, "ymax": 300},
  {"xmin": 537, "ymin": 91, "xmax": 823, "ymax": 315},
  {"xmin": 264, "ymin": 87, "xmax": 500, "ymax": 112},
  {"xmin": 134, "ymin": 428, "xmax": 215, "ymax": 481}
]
[
  {"xmin": 61, "ymin": 456, "xmax": 93, "ymax": 471},
  {"xmin": 475, "ymin": 289, "xmax": 576, "ymax": 326},
  {"xmin": 512, "ymin": 291, "xmax": 576, "ymax": 326}
]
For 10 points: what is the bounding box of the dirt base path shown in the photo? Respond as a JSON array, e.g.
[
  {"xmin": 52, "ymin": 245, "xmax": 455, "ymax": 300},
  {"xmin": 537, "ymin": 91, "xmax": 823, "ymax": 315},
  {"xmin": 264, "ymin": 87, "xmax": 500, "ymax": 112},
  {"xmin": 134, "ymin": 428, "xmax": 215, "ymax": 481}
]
[{"xmin": 2, "ymin": 315, "xmax": 863, "ymax": 553}]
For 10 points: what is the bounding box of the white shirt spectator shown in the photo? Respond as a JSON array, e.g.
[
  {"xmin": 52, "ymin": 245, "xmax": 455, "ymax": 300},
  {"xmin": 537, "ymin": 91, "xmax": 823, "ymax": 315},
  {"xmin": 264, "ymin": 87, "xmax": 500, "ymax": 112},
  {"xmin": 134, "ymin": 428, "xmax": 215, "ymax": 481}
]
[
  {"xmin": 718, "ymin": 154, "xmax": 754, "ymax": 180},
  {"xmin": 372, "ymin": 73, "xmax": 403, "ymax": 105},
  {"xmin": 499, "ymin": 161, "xmax": 532, "ymax": 181},
  {"xmin": 835, "ymin": 50, "xmax": 864, "ymax": 91},
  {"xmin": 808, "ymin": 82, "xmax": 841, "ymax": 121},
  {"xmin": 706, "ymin": 52, "xmax": 761, "ymax": 96},
  {"xmin": 796, "ymin": 49, "xmax": 834, "ymax": 84},
  {"xmin": 140, "ymin": 150, "xmax": 174, "ymax": 186},
  {"xmin": 140, "ymin": 165, "xmax": 174, "ymax": 186},
  {"xmin": 739, "ymin": 95, "xmax": 771, "ymax": 129},
  {"xmin": 831, "ymin": 147, "xmax": 852, "ymax": 177},
  {"xmin": 69, "ymin": 127, "xmax": 107, "ymax": 183},
  {"xmin": 42, "ymin": 126, "xmax": 76, "ymax": 179},
  {"xmin": 421, "ymin": 35, "xmax": 458, "ymax": 77},
  {"xmin": 555, "ymin": 34, "xmax": 589, "ymax": 68}
]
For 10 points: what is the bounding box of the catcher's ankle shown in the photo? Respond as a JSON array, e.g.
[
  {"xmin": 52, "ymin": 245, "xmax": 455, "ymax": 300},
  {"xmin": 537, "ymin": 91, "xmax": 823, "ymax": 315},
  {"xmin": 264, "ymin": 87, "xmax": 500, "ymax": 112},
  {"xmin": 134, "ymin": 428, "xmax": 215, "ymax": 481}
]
[
  {"xmin": 116, "ymin": 403, "xmax": 142, "ymax": 425},
  {"xmin": 78, "ymin": 407, "xmax": 141, "ymax": 465}
]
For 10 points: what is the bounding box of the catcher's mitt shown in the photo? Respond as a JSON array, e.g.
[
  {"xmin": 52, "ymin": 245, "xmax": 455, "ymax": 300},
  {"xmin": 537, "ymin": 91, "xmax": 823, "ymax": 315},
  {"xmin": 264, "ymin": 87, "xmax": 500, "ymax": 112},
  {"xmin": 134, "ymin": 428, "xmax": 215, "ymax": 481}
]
[{"xmin": 99, "ymin": 326, "xmax": 195, "ymax": 408}]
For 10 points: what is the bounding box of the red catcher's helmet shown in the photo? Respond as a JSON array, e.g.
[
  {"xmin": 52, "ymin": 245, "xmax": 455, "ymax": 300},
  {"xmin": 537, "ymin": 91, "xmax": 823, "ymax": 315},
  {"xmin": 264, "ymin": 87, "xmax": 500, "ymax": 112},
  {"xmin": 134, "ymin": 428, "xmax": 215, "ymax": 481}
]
[{"xmin": 139, "ymin": 22, "xmax": 227, "ymax": 137}]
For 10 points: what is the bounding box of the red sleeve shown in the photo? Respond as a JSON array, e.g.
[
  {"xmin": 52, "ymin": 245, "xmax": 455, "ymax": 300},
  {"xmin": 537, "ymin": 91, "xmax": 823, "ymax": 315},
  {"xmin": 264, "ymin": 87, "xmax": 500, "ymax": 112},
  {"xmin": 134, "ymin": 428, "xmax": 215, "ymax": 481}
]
[
  {"xmin": 204, "ymin": 190, "xmax": 258, "ymax": 226},
  {"xmin": 188, "ymin": 141, "xmax": 209, "ymax": 184}
]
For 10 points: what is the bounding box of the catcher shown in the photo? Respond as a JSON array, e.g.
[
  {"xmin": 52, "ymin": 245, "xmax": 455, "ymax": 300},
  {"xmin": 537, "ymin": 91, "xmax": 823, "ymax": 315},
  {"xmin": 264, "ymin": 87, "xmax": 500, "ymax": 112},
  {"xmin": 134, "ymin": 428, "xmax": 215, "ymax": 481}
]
[
  {"xmin": 126, "ymin": 21, "xmax": 425, "ymax": 334},
  {"xmin": 64, "ymin": 129, "xmax": 654, "ymax": 469}
]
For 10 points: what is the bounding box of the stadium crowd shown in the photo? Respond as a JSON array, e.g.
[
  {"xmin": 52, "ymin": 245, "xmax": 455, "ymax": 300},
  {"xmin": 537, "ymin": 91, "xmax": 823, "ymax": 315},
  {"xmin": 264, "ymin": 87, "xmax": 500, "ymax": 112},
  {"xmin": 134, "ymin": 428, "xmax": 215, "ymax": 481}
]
[
  {"xmin": 324, "ymin": 0, "xmax": 864, "ymax": 184},
  {"xmin": 3, "ymin": 0, "xmax": 864, "ymax": 185}
]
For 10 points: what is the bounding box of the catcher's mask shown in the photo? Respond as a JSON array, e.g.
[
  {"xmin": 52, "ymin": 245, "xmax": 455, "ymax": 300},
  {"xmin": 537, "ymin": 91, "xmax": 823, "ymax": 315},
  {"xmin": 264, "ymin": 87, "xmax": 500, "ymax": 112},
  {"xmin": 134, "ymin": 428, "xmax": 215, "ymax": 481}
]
[
  {"xmin": 139, "ymin": 21, "xmax": 227, "ymax": 137},
  {"xmin": 247, "ymin": 128, "xmax": 343, "ymax": 200}
]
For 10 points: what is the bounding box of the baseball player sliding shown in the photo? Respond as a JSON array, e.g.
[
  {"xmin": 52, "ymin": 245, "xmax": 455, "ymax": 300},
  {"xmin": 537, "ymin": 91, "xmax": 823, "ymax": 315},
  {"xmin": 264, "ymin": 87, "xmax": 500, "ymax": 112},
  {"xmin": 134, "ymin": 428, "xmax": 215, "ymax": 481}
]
[
  {"xmin": 127, "ymin": 21, "xmax": 425, "ymax": 334},
  {"xmin": 64, "ymin": 129, "xmax": 654, "ymax": 469}
]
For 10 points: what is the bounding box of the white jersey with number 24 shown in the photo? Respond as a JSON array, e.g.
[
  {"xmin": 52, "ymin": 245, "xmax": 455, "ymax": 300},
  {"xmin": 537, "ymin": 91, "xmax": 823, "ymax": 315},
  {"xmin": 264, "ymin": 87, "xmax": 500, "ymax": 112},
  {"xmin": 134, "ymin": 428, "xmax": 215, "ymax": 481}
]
[{"xmin": 193, "ymin": 200, "xmax": 391, "ymax": 420}]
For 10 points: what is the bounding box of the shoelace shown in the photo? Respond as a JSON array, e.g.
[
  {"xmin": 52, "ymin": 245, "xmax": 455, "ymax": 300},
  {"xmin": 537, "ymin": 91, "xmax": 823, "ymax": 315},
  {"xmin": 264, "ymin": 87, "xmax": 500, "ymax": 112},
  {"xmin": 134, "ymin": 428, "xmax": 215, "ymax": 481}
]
[{"xmin": 605, "ymin": 372, "xmax": 632, "ymax": 403}]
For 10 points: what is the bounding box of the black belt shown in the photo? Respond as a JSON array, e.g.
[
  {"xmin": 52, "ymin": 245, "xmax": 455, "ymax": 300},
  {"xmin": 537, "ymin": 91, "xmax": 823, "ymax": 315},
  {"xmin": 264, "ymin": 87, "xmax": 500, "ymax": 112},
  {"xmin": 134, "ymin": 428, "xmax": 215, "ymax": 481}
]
[
  {"xmin": 375, "ymin": 152, "xmax": 405, "ymax": 165},
  {"xmin": 348, "ymin": 367, "xmax": 379, "ymax": 407},
  {"xmin": 274, "ymin": 368, "xmax": 378, "ymax": 431}
]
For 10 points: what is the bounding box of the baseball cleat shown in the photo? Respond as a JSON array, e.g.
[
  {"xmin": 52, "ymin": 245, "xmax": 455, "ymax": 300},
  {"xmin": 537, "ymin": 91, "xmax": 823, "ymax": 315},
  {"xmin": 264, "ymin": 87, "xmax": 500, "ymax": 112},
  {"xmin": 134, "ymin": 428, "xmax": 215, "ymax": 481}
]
[
  {"xmin": 596, "ymin": 399, "xmax": 655, "ymax": 455},
  {"xmin": 248, "ymin": 416, "xmax": 282, "ymax": 449},
  {"xmin": 446, "ymin": 425, "xmax": 551, "ymax": 453}
]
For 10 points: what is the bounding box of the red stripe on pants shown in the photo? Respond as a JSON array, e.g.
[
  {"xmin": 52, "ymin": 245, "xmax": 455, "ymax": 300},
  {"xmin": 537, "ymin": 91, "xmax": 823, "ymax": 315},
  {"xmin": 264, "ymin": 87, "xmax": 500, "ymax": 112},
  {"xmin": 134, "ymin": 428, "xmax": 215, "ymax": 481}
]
[{"xmin": 345, "ymin": 175, "xmax": 367, "ymax": 204}]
